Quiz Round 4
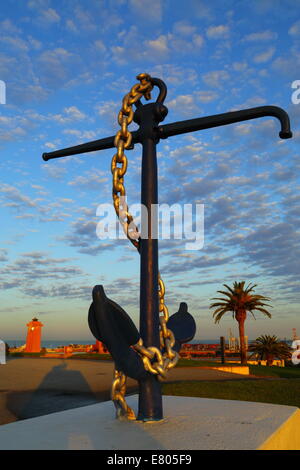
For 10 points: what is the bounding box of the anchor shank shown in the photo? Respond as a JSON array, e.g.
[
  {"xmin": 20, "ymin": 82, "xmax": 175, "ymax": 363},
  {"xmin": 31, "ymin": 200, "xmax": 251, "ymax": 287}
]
[
  {"xmin": 138, "ymin": 136, "xmax": 162, "ymax": 421},
  {"xmin": 134, "ymin": 101, "xmax": 168, "ymax": 421}
]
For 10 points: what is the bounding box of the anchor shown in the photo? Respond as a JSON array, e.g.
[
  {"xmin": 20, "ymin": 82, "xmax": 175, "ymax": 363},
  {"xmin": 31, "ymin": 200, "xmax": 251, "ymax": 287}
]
[{"xmin": 42, "ymin": 73, "xmax": 292, "ymax": 421}]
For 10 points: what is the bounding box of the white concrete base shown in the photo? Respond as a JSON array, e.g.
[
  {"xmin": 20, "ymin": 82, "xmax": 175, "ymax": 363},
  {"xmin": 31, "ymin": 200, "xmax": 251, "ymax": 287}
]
[{"xmin": 0, "ymin": 395, "xmax": 299, "ymax": 450}]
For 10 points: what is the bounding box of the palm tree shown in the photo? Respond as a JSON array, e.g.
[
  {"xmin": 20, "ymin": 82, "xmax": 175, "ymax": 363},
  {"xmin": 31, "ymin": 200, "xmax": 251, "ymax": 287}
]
[
  {"xmin": 210, "ymin": 281, "xmax": 272, "ymax": 365},
  {"xmin": 248, "ymin": 335, "xmax": 291, "ymax": 366}
]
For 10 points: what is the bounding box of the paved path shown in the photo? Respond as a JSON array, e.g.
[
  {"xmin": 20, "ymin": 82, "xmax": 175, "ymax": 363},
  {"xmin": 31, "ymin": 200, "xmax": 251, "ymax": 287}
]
[{"xmin": 0, "ymin": 357, "xmax": 256, "ymax": 425}]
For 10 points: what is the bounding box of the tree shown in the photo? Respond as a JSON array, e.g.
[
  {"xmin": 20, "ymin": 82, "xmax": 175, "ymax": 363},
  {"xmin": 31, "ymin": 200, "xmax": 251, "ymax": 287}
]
[
  {"xmin": 210, "ymin": 281, "xmax": 272, "ymax": 365},
  {"xmin": 248, "ymin": 335, "xmax": 291, "ymax": 366}
]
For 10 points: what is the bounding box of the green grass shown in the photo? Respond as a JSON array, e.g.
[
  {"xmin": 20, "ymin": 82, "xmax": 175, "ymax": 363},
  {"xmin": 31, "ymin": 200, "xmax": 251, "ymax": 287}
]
[
  {"xmin": 9, "ymin": 352, "xmax": 46, "ymax": 357},
  {"xmin": 162, "ymin": 379, "xmax": 300, "ymax": 408},
  {"xmin": 8, "ymin": 352, "xmax": 112, "ymax": 360},
  {"xmin": 176, "ymin": 358, "xmax": 244, "ymax": 368},
  {"xmin": 176, "ymin": 360, "xmax": 300, "ymax": 377},
  {"xmin": 249, "ymin": 364, "xmax": 300, "ymax": 379}
]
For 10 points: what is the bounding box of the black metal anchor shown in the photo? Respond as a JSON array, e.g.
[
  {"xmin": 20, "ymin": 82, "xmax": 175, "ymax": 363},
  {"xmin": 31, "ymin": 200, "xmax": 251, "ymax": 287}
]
[
  {"xmin": 88, "ymin": 285, "xmax": 148, "ymax": 381},
  {"xmin": 42, "ymin": 75, "xmax": 292, "ymax": 421}
]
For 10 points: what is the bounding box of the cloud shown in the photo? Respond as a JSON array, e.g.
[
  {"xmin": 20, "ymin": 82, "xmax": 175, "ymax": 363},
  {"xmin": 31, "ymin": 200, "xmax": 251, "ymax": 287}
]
[
  {"xmin": 206, "ymin": 25, "xmax": 229, "ymax": 39},
  {"xmin": 67, "ymin": 168, "xmax": 108, "ymax": 190},
  {"xmin": 0, "ymin": 252, "xmax": 86, "ymax": 298},
  {"xmin": 62, "ymin": 129, "xmax": 97, "ymax": 141},
  {"xmin": 0, "ymin": 249, "xmax": 8, "ymax": 262},
  {"xmin": 168, "ymin": 34, "xmax": 204, "ymax": 54},
  {"xmin": 0, "ymin": 114, "xmax": 38, "ymax": 142},
  {"xmin": 0, "ymin": 35, "xmax": 29, "ymax": 52},
  {"xmin": 37, "ymin": 47, "xmax": 81, "ymax": 88},
  {"xmin": 146, "ymin": 35, "xmax": 169, "ymax": 56},
  {"xmin": 129, "ymin": 0, "xmax": 162, "ymax": 22},
  {"xmin": 0, "ymin": 184, "xmax": 37, "ymax": 210},
  {"xmin": 21, "ymin": 251, "xmax": 47, "ymax": 259},
  {"xmin": 161, "ymin": 253, "xmax": 232, "ymax": 276},
  {"xmin": 167, "ymin": 94, "xmax": 202, "ymax": 116},
  {"xmin": 64, "ymin": 106, "xmax": 86, "ymax": 120},
  {"xmin": 42, "ymin": 163, "xmax": 67, "ymax": 180},
  {"xmin": 289, "ymin": 21, "xmax": 300, "ymax": 36},
  {"xmin": 173, "ymin": 20, "xmax": 197, "ymax": 36},
  {"xmin": 237, "ymin": 223, "xmax": 300, "ymax": 279},
  {"xmin": 196, "ymin": 91, "xmax": 219, "ymax": 103},
  {"xmin": 22, "ymin": 284, "xmax": 91, "ymax": 300},
  {"xmin": 38, "ymin": 8, "xmax": 60, "ymax": 24},
  {"xmin": 253, "ymin": 47, "xmax": 275, "ymax": 63},
  {"xmin": 150, "ymin": 64, "xmax": 198, "ymax": 86},
  {"xmin": 0, "ymin": 19, "xmax": 22, "ymax": 34},
  {"xmin": 272, "ymin": 53, "xmax": 300, "ymax": 77},
  {"xmin": 72, "ymin": 6, "xmax": 97, "ymax": 31},
  {"xmin": 65, "ymin": 19, "xmax": 78, "ymax": 33},
  {"xmin": 94, "ymin": 40, "xmax": 106, "ymax": 53},
  {"xmin": 52, "ymin": 106, "xmax": 87, "ymax": 124},
  {"xmin": 59, "ymin": 216, "xmax": 116, "ymax": 256},
  {"xmin": 243, "ymin": 30, "xmax": 277, "ymax": 42},
  {"xmin": 202, "ymin": 70, "xmax": 230, "ymax": 88}
]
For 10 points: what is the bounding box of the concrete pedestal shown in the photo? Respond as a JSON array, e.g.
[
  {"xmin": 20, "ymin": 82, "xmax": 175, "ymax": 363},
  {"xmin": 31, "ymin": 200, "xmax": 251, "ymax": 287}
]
[{"xmin": 0, "ymin": 395, "xmax": 299, "ymax": 450}]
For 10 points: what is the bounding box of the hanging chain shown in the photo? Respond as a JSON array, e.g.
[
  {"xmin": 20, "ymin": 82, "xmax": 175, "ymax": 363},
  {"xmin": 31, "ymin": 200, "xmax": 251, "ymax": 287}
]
[
  {"xmin": 110, "ymin": 73, "xmax": 179, "ymax": 420},
  {"xmin": 111, "ymin": 369, "xmax": 136, "ymax": 420},
  {"xmin": 111, "ymin": 72, "xmax": 153, "ymax": 250}
]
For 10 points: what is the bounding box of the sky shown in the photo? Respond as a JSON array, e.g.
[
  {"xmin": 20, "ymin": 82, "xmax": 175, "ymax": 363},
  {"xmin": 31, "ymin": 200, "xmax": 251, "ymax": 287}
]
[{"xmin": 0, "ymin": 0, "xmax": 299, "ymax": 343}]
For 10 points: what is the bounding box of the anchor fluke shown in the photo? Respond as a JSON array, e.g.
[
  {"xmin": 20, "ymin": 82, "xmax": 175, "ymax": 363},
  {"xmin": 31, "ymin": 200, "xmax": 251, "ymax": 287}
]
[
  {"xmin": 167, "ymin": 302, "xmax": 197, "ymax": 352},
  {"xmin": 88, "ymin": 285, "xmax": 148, "ymax": 380}
]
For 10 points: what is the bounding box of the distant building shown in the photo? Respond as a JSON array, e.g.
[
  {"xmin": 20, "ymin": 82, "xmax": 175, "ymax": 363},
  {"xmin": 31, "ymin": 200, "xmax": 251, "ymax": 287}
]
[
  {"xmin": 25, "ymin": 318, "xmax": 44, "ymax": 353},
  {"xmin": 95, "ymin": 340, "xmax": 108, "ymax": 354}
]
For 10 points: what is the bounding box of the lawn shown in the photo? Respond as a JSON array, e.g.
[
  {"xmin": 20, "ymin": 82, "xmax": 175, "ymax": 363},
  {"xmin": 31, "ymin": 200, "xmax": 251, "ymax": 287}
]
[
  {"xmin": 176, "ymin": 358, "xmax": 243, "ymax": 368},
  {"xmin": 162, "ymin": 379, "xmax": 300, "ymax": 408},
  {"xmin": 248, "ymin": 364, "xmax": 300, "ymax": 379},
  {"xmin": 164, "ymin": 361, "xmax": 300, "ymax": 408}
]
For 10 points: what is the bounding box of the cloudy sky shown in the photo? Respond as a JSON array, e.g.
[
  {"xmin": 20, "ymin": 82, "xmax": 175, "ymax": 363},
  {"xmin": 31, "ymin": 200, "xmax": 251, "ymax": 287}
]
[{"xmin": 0, "ymin": 0, "xmax": 299, "ymax": 343}]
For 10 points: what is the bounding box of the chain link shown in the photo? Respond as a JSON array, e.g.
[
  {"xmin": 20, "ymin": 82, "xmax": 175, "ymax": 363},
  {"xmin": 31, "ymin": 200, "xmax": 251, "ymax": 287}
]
[{"xmin": 110, "ymin": 73, "xmax": 179, "ymax": 420}]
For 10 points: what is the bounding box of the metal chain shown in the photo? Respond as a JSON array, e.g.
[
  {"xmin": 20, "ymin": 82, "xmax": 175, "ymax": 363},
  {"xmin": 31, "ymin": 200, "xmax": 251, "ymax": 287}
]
[
  {"xmin": 111, "ymin": 369, "xmax": 136, "ymax": 420},
  {"xmin": 110, "ymin": 73, "xmax": 179, "ymax": 420},
  {"xmin": 111, "ymin": 72, "xmax": 153, "ymax": 250}
]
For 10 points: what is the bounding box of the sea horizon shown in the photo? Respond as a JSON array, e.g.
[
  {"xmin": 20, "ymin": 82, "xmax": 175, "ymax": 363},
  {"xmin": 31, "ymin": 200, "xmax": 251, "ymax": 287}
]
[
  {"xmin": 4, "ymin": 338, "xmax": 293, "ymax": 348},
  {"xmin": 5, "ymin": 338, "xmax": 226, "ymax": 348}
]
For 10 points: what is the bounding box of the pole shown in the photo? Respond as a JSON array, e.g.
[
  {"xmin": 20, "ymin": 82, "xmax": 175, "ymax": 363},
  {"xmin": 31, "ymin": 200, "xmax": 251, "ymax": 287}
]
[
  {"xmin": 134, "ymin": 101, "xmax": 168, "ymax": 421},
  {"xmin": 138, "ymin": 136, "xmax": 162, "ymax": 420},
  {"xmin": 220, "ymin": 336, "xmax": 225, "ymax": 364}
]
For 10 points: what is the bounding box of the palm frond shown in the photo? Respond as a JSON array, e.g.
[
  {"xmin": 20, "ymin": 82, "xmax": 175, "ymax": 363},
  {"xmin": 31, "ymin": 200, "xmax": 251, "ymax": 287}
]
[{"xmin": 210, "ymin": 281, "xmax": 272, "ymax": 323}]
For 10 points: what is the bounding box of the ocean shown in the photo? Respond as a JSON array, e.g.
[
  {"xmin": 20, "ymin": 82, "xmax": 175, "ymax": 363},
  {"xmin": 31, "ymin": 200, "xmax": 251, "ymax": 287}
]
[
  {"xmin": 4, "ymin": 340, "xmax": 95, "ymax": 349},
  {"xmin": 4, "ymin": 338, "xmax": 221, "ymax": 348},
  {"xmin": 4, "ymin": 338, "xmax": 292, "ymax": 348}
]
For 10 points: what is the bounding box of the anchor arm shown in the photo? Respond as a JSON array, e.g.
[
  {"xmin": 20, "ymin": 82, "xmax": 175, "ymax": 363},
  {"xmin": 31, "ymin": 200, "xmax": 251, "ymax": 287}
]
[
  {"xmin": 42, "ymin": 131, "xmax": 140, "ymax": 161},
  {"xmin": 42, "ymin": 106, "xmax": 292, "ymax": 162},
  {"xmin": 158, "ymin": 105, "xmax": 292, "ymax": 140}
]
